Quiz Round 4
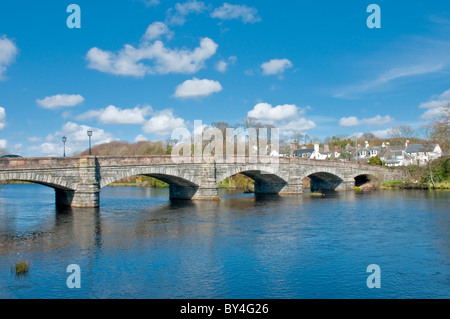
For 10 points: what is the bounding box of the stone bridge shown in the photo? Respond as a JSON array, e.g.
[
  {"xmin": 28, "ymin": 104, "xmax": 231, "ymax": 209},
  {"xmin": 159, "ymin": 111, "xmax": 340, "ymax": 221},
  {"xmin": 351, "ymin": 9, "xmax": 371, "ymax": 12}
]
[{"xmin": 0, "ymin": 156, "xmax": 405, "ymax": 207}]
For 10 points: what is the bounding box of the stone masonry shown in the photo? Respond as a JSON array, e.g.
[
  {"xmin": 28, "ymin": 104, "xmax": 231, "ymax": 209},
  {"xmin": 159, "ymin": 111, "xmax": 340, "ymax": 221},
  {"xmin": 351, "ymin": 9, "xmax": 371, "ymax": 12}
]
[{"xmin": 0, "ymin": 155, "xmax": 405, "ymax": 207}]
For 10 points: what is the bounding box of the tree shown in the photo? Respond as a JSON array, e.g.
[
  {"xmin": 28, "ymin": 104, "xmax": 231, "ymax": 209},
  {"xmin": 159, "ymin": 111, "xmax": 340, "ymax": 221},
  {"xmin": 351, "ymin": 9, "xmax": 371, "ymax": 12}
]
[
  {"xmin": 330, "ymin": 135, "xmax": 354, "ymax": 150},
  {"xmin": 398, "ymin": 125, "xmax": 416, "ymax": 138},
  {"xmin": 430, "ymin": 103, "xmax": 450, "ymax": 153},
  {"xmin": 340, "ymin": 151, "xmax": 352, "ymax": 161},
  {"xmin": 368, "ymin": 156, "xmax": 382, "ymax": 165},
  {"xmin": 241, "ymin": 116, "xmax": 260, "ymax": 129},
  {"xmin": 291, "ymin": 132, "xmax": 304, "ymax": 143},
  {"xmin": 361, "ymin": 132, "xmax": 375, "ymax": 142}
]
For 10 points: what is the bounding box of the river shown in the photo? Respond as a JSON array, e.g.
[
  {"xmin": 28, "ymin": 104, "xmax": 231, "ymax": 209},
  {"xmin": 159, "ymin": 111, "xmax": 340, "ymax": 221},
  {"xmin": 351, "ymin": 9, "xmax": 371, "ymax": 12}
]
[{"xmin": 0, "ymin": 184, "xmax": 449, "ymax": 299}]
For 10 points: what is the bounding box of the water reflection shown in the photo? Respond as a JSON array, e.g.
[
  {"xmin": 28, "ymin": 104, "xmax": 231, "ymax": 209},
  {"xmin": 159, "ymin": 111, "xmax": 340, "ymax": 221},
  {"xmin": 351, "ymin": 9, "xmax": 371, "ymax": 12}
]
[{"xmin": 0, "ymin": 184, "xmax": 449, "ymax": 298}]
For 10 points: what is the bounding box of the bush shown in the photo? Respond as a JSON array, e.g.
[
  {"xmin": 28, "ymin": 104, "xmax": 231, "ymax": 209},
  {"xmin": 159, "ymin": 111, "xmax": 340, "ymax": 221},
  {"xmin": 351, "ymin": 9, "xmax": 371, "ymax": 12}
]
[
  {"xmin": 422, "ymin": 157, "xmax": 450, "ymax": 183},
  {"xmin": 368, "ymin": 156, "xmax": 383, "ymax": 165}
]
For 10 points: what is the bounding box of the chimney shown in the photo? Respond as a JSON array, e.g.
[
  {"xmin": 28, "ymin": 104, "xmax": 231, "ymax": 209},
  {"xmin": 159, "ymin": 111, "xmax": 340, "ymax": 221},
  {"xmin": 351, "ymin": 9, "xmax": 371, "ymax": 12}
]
[
  {"xmin": 290, "ymin": 140, "xmax": 298, "ymax": 150},
  {"xmin": 314, "ymin": 143, "xmax": 319, "ymax": 152},
  {"xmin": 405, "ymin": 140, "xmax": 409, "ymax": 148},
  {"xmin": 334, "ymin": 146, "xmax": 339, "ymax": 151},
  {"xmin": 365, "ymin": 141, "xmax": 369, "ymax": 148},
  {"xmin": 382, "ymin": 142, "xmax": 385, "ymax": 148},
  {"xmin": 324, "ymin": 143, "xmax": 330, "ymax": 153}
]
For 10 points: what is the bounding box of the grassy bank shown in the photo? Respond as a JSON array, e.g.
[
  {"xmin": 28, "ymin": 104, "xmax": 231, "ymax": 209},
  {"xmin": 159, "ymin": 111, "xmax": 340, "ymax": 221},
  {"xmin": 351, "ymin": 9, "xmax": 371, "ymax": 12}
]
[
  {"xmin": 218, "ymin": 174, "xmax": 254, "ymax": 192},
  {"xmin": 382, "ymin": 180, "xmax": 450, "ymax": 190},
  {"xmin": 109, "ymin": 176, "xmax": 169, "ymax": 188},
  {"xmin": 383, "ymin": 157, "xmax": 450, "ymax": 190}
]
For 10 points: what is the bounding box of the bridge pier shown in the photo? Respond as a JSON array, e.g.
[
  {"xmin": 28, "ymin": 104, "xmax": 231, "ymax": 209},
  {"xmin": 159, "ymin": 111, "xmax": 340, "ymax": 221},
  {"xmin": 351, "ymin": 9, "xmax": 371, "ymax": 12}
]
[
  {"xmin": 56, "ymin": 189, "xmax": 100, "ymax": 208},
  {"xmin": 336, "ymin": 178, "xmax": 355, "ymax": 191},
  {"xmin": 56, "ymin": 156, "xmax": 100, "ymax": 207},
  {"xmin": 169, "ymin": 162, "xmax": 219, "ymax": 200},
  {"xmin": 278, "ymin": 180, "xmax": 303, "ymax": 195},
  {"xmin": 192, "ymin": 162, "xmax": 219, "ymax": 200},
  {"xmin": 279, "ymin": 171, "xmax": 303, "ymax": 195}
]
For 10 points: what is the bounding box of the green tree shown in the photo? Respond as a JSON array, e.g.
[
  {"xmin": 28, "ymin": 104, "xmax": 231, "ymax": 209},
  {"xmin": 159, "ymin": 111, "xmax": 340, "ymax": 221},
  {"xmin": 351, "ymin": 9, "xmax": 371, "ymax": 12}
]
[{"xmin": 368, "ymin": 156, "xmax": 383, "ymax": 165}]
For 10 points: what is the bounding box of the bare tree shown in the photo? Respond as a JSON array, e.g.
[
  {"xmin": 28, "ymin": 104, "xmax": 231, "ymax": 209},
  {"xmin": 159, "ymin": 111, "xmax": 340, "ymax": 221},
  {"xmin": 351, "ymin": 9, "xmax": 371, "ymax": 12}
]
[
  {"xmin": 430, "ymin": 103, "xmax": 450, "ymax": 153},
  {"xmin": 361, "ymin": 132, "xmax": 375, "ymax": 142},
  {"xmin": 398, "ymin": 125, "xmax": 416, "ymax": 138}
]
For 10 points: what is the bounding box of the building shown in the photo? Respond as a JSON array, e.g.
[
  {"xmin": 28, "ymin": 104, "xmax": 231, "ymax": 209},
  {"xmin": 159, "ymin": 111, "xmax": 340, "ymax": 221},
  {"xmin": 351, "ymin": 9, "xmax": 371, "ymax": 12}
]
[
  {"xmin": 289, "ymin": 139, "xmax": 443, "ymax": 166},
  {"xmin": 405, "ymin": 143, "xmax": 443, "ymax": 166},
  {"xmin": 293, "ymin": 148, "xmax": 314, "ymax": 158},
  {"xmin": 378, "ymin": 144, "xmax": 410, "ymax": 167}
]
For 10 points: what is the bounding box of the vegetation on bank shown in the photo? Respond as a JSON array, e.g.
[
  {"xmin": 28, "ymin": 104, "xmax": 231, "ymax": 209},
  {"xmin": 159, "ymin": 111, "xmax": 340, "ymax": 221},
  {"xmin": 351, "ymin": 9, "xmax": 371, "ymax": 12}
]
[
  {"xmin": 109, "ymin": 175, "xmax": 169, "ymax": 188},
  {"xmin": 382, "ymin": 157, "xmax": 450, "ymax": 189},
  {"xmin": 218, "ymin": 173, "xmax": 254, "ymax": 192}
]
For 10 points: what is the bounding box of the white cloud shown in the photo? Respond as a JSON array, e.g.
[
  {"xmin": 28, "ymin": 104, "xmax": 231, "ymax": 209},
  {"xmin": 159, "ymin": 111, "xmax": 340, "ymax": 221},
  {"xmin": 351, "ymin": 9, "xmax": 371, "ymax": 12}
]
[
  {"xmin": 248, "ymin": 103, "xmax": 297, "ymax": 122},
  {"xmin": 134, "ymin": 134, "xmax": 148, "ymax": 142},
  {"xmin": 36, "ymin": 94, "xmax": 85, "ymax": 109},
  {"xmin": 174, "ymin": 78, "xmax": 222, "ymax": 98},
  {"xmin": 339, "ymin": 114, "xmax": 392, "ymax": 127},
  {"xmin": 28, "ymin": 122, "xmax": 115, "ymax": 156},
  {"xmin": 215, "ymin": 56, "xmax": 236, "ymax": 73},
  {"xmin": 244, "ymin": 69, "xmax": 254, "ymax": 76},
  {"xmin": 86, "ymin": 36, "xmax": 218, "ymax": 77},
  {"xmin": 143, "ymin": 22, "xmax": 173, "ymax": 41},
  {"xmin": 362, "ymin": 115, "xmax": 393, "ymax": 126},
  {"xmin": 419, "ymin": 89, "xmax": 450, "ymax": 120},
  {"xmin": 216, "ymin": 60, "xmax": 228, "ymax": 73},
  {"xmin": 0, "ymin": 107, "xmax": 6, "ymax": 130},
  {"xmin": 143, "ymin": 109, "xmax": 186, "ymax": 136},
  {"xmin": 0, "ymin": 139, "xmax": 6, "ymax": 150},
  {"xmin": 372, "ymin": 128, "xmax": 396, "ymax": 138},
  {"xmin": 247, "ymin": 102, "xmax": 316, "ymax": 136},
  {"xmin": 211, "ymin": 3, "xmax": 261, "ymax": 23},
  {"xmin": 166, "ymin": 0, "xmax": 207, "ymax": 25},
  {"xmin": 336, "ymin": 64, "xmax": 446, "ymax": 99},
  {"xmin": 28, "ymin": 136, "xmax": 42, "ymax": 143},
  {"xmin": 0, "ymin": 35, "xmax": 18, "ymax": 80},
  {"xmin": 339, "ymin": 116, "xmax": 360, "ymax": 127},
  {"xmin": 77, "ymin": 105, "xmax": 152, "ymax": 124},
  {"xmin": 261, "ymin": 59, "xmax": 293, "ymax": 75},
  {"xmin": 140, "ymin": 0, "xmax": 160, "ymax": 7}
]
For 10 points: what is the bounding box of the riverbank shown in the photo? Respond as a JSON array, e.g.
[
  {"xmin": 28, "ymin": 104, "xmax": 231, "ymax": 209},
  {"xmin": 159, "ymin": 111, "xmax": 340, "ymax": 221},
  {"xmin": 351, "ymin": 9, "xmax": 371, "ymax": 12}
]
[
  {"xmin": 382, "ymin": 180, "xmax": 450, "ymax": 190},
  {"xmin": 383, "ymin": 157, "xmax": 450, "ymax": 190}
]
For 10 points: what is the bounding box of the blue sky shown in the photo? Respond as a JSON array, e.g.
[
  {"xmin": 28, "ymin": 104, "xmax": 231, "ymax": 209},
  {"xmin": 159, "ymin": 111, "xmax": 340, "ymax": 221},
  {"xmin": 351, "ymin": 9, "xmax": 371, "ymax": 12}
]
[{"xmin": 0, "ymin": 0, "xmax": 449, "ymax": 156}]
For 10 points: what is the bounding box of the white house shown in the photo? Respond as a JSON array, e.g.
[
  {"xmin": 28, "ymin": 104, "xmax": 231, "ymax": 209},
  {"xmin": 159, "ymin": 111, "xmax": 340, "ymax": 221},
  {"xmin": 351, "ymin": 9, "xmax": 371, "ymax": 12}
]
[
  {"xmin": 310, "ymin": 144, "xmax": 328, "ymax": 160},
  {"xmin": 405, "ymin": 143, "xmax": 442, "ymax": 166}
]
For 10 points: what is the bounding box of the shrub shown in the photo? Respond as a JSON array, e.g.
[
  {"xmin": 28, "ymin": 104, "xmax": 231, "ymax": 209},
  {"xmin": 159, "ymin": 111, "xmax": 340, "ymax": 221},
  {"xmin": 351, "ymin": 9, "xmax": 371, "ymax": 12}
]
[{"xmin": 368, "ymin": 156, "xmax": 382, "ymax": 165}]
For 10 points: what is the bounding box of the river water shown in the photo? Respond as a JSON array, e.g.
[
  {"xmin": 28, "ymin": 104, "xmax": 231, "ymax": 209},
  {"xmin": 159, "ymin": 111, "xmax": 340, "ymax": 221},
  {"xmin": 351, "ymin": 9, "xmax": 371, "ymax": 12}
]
[{"xmin": 0, "ymin": 184, "xmax": 449, "ymax": 299}]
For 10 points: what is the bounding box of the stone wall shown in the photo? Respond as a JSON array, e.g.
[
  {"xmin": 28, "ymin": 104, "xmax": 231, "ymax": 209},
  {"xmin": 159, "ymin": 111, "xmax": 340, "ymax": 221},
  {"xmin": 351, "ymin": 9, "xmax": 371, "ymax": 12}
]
[{"xmin": 0, "ymin": 155, "xmax": 405, "ymax": 207}]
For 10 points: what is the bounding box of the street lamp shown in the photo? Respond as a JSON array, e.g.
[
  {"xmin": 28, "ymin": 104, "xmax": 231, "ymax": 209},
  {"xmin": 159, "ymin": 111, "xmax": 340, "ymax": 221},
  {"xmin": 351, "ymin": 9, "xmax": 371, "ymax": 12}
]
[
  {"xmin": 62, "ymin": 136, "xmax": 67, "ymax": 157},
  {"xmin": 87, "ymin": 129, "xmax": 92, "ymax": 155}
]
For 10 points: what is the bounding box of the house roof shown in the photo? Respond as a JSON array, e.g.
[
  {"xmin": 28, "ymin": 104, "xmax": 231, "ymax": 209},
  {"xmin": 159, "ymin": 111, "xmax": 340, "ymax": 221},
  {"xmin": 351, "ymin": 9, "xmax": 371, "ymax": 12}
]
[
  {"xmin": 405, "ymin": 144, "xmax": 437, "ymax": 153},
  {"xmin": 293, "ymin": 149, "xmax": 314, "ymax": 156}
]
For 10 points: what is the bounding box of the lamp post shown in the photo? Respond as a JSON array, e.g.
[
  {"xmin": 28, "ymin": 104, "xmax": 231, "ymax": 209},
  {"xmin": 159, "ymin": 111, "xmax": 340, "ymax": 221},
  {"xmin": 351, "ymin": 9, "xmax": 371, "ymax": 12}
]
[
  {"xmin": 62, "ymin": 136, "xmax": 67, "ymax": 157},
  {"xmin": 87, "ymin": 129, "xmax": 92, "ymax": 155}
]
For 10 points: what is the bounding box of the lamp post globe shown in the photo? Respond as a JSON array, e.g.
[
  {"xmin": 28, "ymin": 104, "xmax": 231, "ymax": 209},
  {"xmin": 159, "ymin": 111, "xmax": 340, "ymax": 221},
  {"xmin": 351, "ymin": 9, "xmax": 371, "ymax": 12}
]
[
  {"xmin": 62, "ymin": 136, "xmax": 67, "ymax": 157},
  {"xmin": 87, "ymin": 129, "xmax": 93, "ymax": 155}
]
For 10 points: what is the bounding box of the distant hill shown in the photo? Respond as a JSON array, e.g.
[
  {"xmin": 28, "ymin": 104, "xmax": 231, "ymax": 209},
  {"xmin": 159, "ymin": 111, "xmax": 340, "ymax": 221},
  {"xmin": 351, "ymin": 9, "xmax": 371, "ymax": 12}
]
[{"xmin": 79, "ymin": 140, "xmax": 168, "ymax": 156}]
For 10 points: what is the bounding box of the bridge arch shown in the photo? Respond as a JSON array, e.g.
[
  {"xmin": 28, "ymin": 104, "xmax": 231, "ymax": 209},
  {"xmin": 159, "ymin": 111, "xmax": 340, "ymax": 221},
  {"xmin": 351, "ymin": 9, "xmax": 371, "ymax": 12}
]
[
  {"xmin": 99, "ymin": 166, "xmax": 200, "ymax": 199},
  {"xmin": 354, "ymin": 174, "xmax": 380, "ymax": 188},
  {"xmin": 305, "ymin": 171, "xmax": 344, "ymax": 192},
  {"xmin": 0, "ymin": 172, "xmax": 75, "ymax": 191},
  {"xmin": 217, "ymin": 166, "xmax": 288, "ymax": 194}
]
